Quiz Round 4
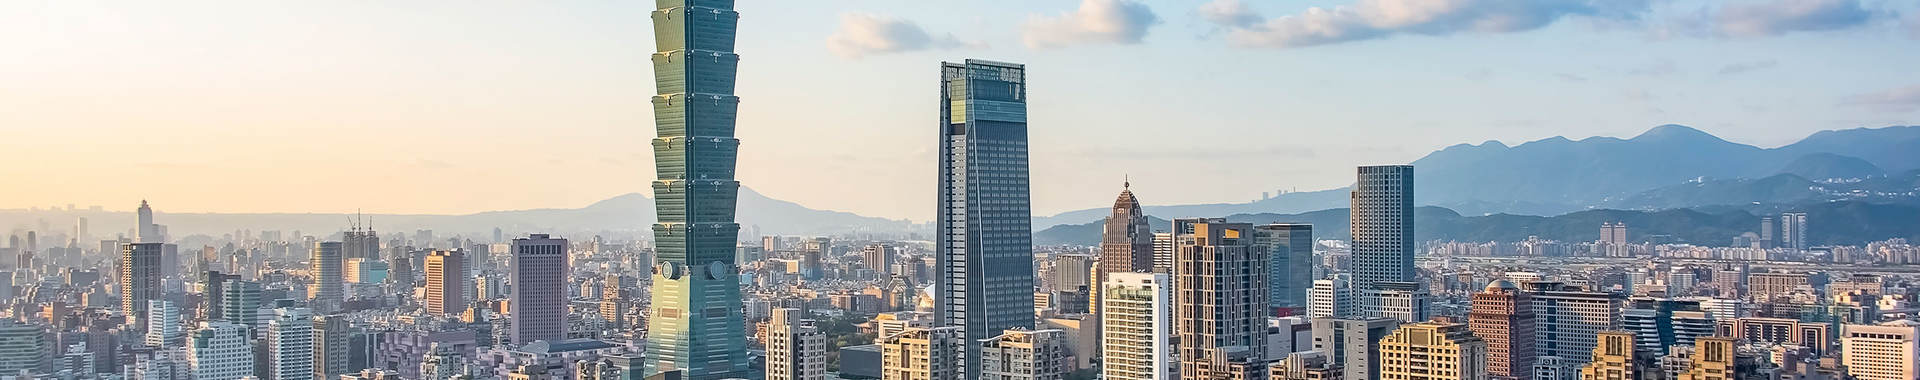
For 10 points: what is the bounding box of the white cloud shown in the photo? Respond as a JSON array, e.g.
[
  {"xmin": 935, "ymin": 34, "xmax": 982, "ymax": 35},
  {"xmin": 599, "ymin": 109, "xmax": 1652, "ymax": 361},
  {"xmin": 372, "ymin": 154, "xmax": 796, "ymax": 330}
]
[
  {"xmin": 1198, "ymin": 0, "xmax": 1261, "ymax": 28},
  {"xmin": 1715, "ymin": 0, "xmax": 1874, "ymax": 37},
  {"xmin": 827, "ymin": 14, "xmax": 977, "ymax": 59},
  {"xmin": 1843, "ymin": 84, "xmax": 1920, "ymax": 113},
  {"xmin": 1022, "ymin": 0, "xmax": 1161, "ymax": 49},
  {"xmin": 1219, "ymin": 0, "xmax": 1655, "ymax": 48}
]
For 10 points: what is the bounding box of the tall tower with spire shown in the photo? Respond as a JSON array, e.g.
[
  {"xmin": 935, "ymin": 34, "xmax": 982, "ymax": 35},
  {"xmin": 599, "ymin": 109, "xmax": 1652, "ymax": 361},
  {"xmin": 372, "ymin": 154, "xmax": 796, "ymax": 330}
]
[
  {"xmin": 642, "ymin": 1, "xmax": 749, "ymax": 379},
  {"xmin": 1094, "ymin": 179, "xmax": 1153, "ymax": 316}
]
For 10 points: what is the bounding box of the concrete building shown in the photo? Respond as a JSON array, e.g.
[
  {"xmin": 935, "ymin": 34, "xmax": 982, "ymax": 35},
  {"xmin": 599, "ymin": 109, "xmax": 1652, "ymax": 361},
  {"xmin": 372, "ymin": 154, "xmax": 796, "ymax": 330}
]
[
  {"xmin": 123, "ymin": 242, "xmax": 165, "ymax": 330},
  {"xmin": 310, "ymin": 241, "xmax": 344, "ymax": 313},
  {"xmin": 1311, "ymin": 274, "xmax": 1358, "ymax": 319},
  {"xmin": 1470, "ymin": 280, "xmax": 1536, "ymax": 380},
  {"xmin": 1101, "ymin": 272, "xmax": 1170, "ymax": 380},
  {"xmin": 219, "ymin": 279, "xmax": 262, "ymax": 330},
  {"xmin": 936, "ymin": 59, "xmax": 1037, "ymax": 379},
  {"xmin": 314, "ymin": 314, "xmax": 352, "ymax": 379},
  {"xmin": 188, "ymin": 321, "xmax": 254, "ymax": 380},
  {"xmin": 1363, "ymin": 282, "xmax": 1430, "ymax": 323},
  {"xmin": 146, "ymin": 299, "xmax": 183, "ymax": 348},
  {"xmin": 1312, "ymin": 318, "xmax": 1398, "ymax": 380},
  {"xmin": 1256, "ymin": 224, "xmax": 1314, "ymax": 311},
  {"xmin": 1378, "ymin": 321, "xmax": 1486, "ymax": 380},
  {"xmin": 979, "ymin": 329, "xmax": 1065, "ymax": 380},
  {"xmin": 1715, "ymin": 317, "xmax": 1832, "ymax": 354},
  {"xmin": 510, "ymin": 234, "xmax": 568, "ymax": 345},
  {"xmin": 1175, "ymin": 221, "xmax": 1269, "ymax": 380},
  {"xmin": 863, "ymin": 244, "xmax": 895, "ymax": 278},
  {"xmin": 1779, "ymin": 212, "xmax": 1807, "ymax": 250},
  {"xmin": 1621, "ymin": 297, "xmax": 1714, "ymax": 356},
  {"xmin": 267, "ymin": 308, "xmax": 315, "ymax": 380},
  {"xmin": 1675, "ymin": 337, "xmax": 1741, "ymax": 380},
  {"xmin": 1840, "ymin": 322, "xmax": 1919, "ymax": 380},
  {"xmin": 1096, "ymin": 182, "xmax": 1154, "ymax": 317},
  {"xmin": 1577, "ymin": 331, "xmax": 1643, "ymax": 380},
  {"xmin": 1529, "ymin": 282, "xmax": 1623, "ymax": 375},
  {"xmin": 1351, "ymin": 165, "xmax": 1415, "ymax": 288},
  {"xmin": 880, "ymin": 326, "xmax": 962, "ymax": 380},
  {"xmin": 765, "ymin": 308, "xmax": 825, "ymax": 380},
  {"xmin": 0, "ymin": 319, "xmax": 48, "ymax": 375},
  {"xmin": 425, "ymin": 250, "xmax": 466, "ymax": 315}
]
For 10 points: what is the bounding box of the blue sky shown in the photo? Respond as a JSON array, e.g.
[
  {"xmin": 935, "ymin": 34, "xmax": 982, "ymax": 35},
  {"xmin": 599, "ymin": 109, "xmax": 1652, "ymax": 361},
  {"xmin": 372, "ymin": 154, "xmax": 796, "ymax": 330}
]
[{"xmin": 1, "ymin": 0, "xmax": 1916, "ymax": 221}]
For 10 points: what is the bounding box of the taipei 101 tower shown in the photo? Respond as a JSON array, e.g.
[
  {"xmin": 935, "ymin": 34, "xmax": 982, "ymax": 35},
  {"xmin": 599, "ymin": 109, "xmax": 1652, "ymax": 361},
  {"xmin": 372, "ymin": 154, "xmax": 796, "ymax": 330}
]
[{"xmin": 642, "ymin": 1, "xmax": 749, "ymax": 379}]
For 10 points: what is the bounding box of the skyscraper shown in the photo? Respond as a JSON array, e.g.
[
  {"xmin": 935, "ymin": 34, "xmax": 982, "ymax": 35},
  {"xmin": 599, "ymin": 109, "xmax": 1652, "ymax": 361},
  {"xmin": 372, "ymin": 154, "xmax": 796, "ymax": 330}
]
[
  {"xmin": 1470, "ymin": 280, "xmax": 1536, "ymax": 380},
  {"xmin": 314, "ymin": 314, "xmax": 351, "ymax": 380},
  {"xmin": 267, "ymin": 308, "xmax": 315, "ymax": 380},
  {"xmin": 309, "ymin": 241, "xmax": 344, "ymax": 313},
  {"xmin": 1780, "ymin": 212, "xmax": 1808, "ymax": 250},
  {"xmin": 643, "ymin": 2, "xmax": 749, "ymax": 378},
  {"xmin": 1351, "ymin": 165, "xmax": 1415, "ymax": 288},
  {"xmin": 1676, "ymin": 337, "xmax": 1741, "ymax": 380},
  {"xmin": 1150, "ymin": 232, "xmax": 1173, "ymax": 275},
  {"xmin": 1758, "ymin": 217, "xmax": 1775, "ymax": 249},
  {"xmin": 0, "ymin": 319, "xmax": 49, "ymax": 375},
  {"xmin": 1256, "ymin": 224, "xmax": 1314, "ymax": 312},
  {"xmin": 766, "ymin": 308, "xmax": 825, "ymax": 380},
  {"xmin": 509, "ymin": 234, "xmax": 567, "ymax": 345},
  {"xmin": 863, "ymin": 243, "xmax": 895, "ymax": 278},
  {"xmin": 1310, "ymin": 273, "xmax": 1358, "ymax": 319},
  {"xmin": 1096, "ymin": 182, "xmax": 1153, "ymax": 316},
  {"xmin": 1174, "ymin": 221, "xmax": 1268, "ymax": 380},
  {"xmin": 219, "ymin": 279, "xmax": 262, "ymax": 330},
  {"xmin": 123, "ymin": 242, "xmax": 164, "ymax": 330},
  {"xmin": 936, "ymin": 58, "xmax": 1034, "ymax": 379},
  {"xmin": 136, "ymin": 200, "xmax": 160, "ymax": 243},
  {"xmin": 1378, "ymin": 321, "xmax": 1486, "ymax": 380},
  {"xmin": 1101, "ymin": 272, "xmax": 1170, "ymax": 380},
  {"xmin": 1601, "ymin": 222, "xmax": 1628, "ymax": 245},
  {"xmin": 146, "ymin": 299, "xmax": 183, "ymax": 347},
  {"xmin": 424, "ymin": 250, "xmax": 466, "ymax": 315},
  {"xmin": 1530, "ymin": 282, "xmax": 1624, "ymax": 376}
]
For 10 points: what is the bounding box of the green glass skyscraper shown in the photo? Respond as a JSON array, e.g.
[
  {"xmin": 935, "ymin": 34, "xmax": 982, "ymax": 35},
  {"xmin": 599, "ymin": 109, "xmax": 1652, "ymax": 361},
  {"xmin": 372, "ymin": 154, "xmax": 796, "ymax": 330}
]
[{"xmin": 644, "ymin": 1, "xmax": 748, "ymax": 379}]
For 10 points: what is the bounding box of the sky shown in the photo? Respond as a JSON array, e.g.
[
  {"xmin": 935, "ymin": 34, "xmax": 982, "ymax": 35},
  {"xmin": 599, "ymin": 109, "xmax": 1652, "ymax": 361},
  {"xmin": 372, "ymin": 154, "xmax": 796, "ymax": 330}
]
[{"xmin": 2, "ymin": 0, "xmax": 1917, "ymax": 222}]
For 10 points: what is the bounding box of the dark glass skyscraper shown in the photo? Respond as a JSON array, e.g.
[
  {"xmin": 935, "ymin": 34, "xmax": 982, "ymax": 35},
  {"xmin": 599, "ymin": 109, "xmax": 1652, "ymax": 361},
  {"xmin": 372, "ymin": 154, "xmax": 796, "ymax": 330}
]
[
  {"xmin": 1351, "ymin": 165, "xmax": 1415, "ymax": 288},
  {"xmin": 936, "ymin": 59, "xmax": 1034, "ymax": 378},
  {"xmin": 644, "ymin": 1, "xmax": 748, "ymax": 379},
  {"xmin": 1256, "ymin": 223, "xmax": 1313, "ymax": 310}
]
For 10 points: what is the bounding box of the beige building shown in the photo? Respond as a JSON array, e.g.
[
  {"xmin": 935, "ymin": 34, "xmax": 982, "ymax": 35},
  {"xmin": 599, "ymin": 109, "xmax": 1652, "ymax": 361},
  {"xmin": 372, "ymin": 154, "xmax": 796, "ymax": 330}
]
[
  {"xmin": 1675, "ymin": 337, "xmax": 1738, "ymax": 380},
  {"xmin": 1378, "ymin": 321, "xmax": 1486, "ymax": 380},
  {"xmin": 980, "ymin": 329, "xmax": 1066, "ymax": 380},
  {"xmin": 1578, "ymin": 331, "xmax": 1642, "ymax": 380},
  {"xmin": 424, "ymin": 250, "xmax": 466, "ymax": 315},
  {"xmin": 881, "ymin": 326, "xmax": 962, "ymax": 380},
  {"xmin": 1841, "ymin": 322, "xmax": 1920, "ymax": 380},
  {"xmin": 766, "ymin": 308, "xmax": 826, "ymax": 380},
  {"xmin": 1174, "ymin": 221, "xmax": 1269, "ymax": 380}
]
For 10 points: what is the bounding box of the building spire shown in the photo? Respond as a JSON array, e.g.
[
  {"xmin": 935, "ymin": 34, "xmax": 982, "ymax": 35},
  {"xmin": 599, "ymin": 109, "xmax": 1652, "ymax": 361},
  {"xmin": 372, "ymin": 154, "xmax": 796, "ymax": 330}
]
[{"xmin": 1124, "ymin": 174, "xmax": 1130, "ymax": 190}]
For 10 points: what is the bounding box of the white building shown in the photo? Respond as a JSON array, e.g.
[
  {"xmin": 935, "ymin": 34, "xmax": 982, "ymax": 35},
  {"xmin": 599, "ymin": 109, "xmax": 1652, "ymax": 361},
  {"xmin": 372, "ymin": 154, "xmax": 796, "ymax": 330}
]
[
  {"xmin": 266, "ymin": 308, "xmax": 315, "ymax": 380},
  {"xmin": 980, "ymin": 329, "xmax": 1066, "ymax": 380},
  {"xmin": 880, "ymin": 326, "xmax": 962, "ymax": 380},
  {"xmin": 1101, "ymin": 272, "xmax": 1170, "ymax": 380},
  {"xmin": 766, "ymin": 308, "xmax": 826, "ymax": 380},
  {"xmin": 1309, "ymin": 273, "xmax": 1356, "ymax": 319},
  {"xmin": 146, "ymin": 299, "xmax": 182, "ymax": 347},
  {"xmin": 188, "ymin": 321, "xmax": 253, "ymax": 380},
  {"xmin": 1841, "ymin": 321, "xmax": 1919, "ymax": 380}
]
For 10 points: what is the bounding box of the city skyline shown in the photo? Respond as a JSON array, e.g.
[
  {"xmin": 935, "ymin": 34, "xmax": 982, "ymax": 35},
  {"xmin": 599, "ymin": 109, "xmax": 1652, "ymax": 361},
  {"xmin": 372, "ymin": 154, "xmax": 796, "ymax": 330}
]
[{"xmin": 4, "ymin": 1, "xmax": 1917, "ymax": 221}]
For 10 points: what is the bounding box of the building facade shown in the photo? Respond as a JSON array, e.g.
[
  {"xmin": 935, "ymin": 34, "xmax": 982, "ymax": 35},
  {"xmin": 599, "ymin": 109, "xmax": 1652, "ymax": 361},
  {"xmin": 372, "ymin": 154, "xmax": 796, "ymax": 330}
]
[
  {"xmin": 309, "ymin": 241, "xmax": 344, "ymax": 313},
  {"xmin": 1840, "ymin": 322, "xmax": 1918, "ymax": 380},
  {"xmin": 267, "ymin": 308, "xmax": 315, "ymax": 380},
  {"xmin": 510, "ymin": 234, "xmax": 568, "ymax": 345},
  {"xmin": 425, "ymin": 250, "xmax": 466, "ymax": 315},
  {"xmin": 1378, "ymin": 322, "xmax": 1486, "ymax": 380},
  {"xmin": 1470, "ymin": 280, "xmax": 1536, "ymax": 380},
  {"xmin": 1096, "ymin": 182, "xmax": 1154, "ymax": 317},
  {"xmin": 979, "ymin": 329, "xmax": 1066, "ymax": 380},
  {"xmin": 880, "ymin": 326, "xmax": 963, "ymax": 380},
  {"xmin": 1174, "ymin": 222, "xmax": 1269, "ymax": 380},
  {"xmin": 1350, "ymin": 165, "xmax": 1415, "ymax": 288},
  {"xmin": 766, "ymin": 308, "xmax": 825, "ymax": 380},
  {"xmin": 188, "ymin": 321, "xmax": 254, "ymax": 380},
  {"xmin": 1101, "ymin": 272, "xmax": 1171, "ymax": 380},
  {"xmin": 1312, "ymin": 318, "xmax": 1399, "ymax": 380},
  {"xmin": 936, "ymin": 59, "xmax": 1036, "ymax": 379},
  {"xmin": 1256, "ymin": 224, "xmax": 1314, "ymax": 311},
  {"xmin": 123, "ymin": 242, "xmax": 165, "ymax": 330}
]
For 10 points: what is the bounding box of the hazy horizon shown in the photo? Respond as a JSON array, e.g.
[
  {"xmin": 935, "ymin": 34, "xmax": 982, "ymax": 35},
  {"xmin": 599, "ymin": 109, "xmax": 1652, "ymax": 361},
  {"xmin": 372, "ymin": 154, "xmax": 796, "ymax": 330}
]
[{"xmin": 5, "ymin": 0, "xmax": 1917, "ymax": 221}]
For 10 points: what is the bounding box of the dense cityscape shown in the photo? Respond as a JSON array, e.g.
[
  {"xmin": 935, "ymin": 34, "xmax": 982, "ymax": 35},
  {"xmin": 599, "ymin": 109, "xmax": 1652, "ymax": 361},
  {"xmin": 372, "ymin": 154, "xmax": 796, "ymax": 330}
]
[{"xmin": 6, "ymin": 1, "xmax": 1920, "ymax": 380}]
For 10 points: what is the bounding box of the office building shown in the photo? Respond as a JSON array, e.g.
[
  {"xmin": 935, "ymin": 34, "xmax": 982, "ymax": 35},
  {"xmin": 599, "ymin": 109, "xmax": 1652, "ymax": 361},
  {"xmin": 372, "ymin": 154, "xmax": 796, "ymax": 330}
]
[
  {"xmin": 1051, "ymin": 254, "xmax": 1095, "ymax": 293},
  {"xmin": 1256, "ymin": 224, "xmax": 1314, "ymax": 311},
  {"xmin": 310, "ymin": 241, "xmax": 344, "ymax": 313},
  {"xmin": 314, "ymin": 314, "xmax": 351, "ymax": 380},
  {"xmin": 1840, "ymin": 322, "xmax": 1918, "ymax": 380},
  {"xmin": 1758, "ymin": 217, "xmax": 1775, "ymax": 249},
  {"xmin": 766, "ymin": 308, "xmax": 825, "ymax": 380},
  {"xmin": 137, "ymin": 200, "xmax": 161, "ymax": 243},
  {"xmin": 146, "ymin": 299, "xmax": 183, "ymax": 347},
  {"xmin": 863, "ymin": 244, "xmax": 895, "ymax": 278},
  {"xmin": 1621, "ymin": 297, "xmax": 1714, "ymax": 356},
  {"xmin": 1530, "ymin": 282, "xmax": 1622, "ymax": 375},
  {"xmin": 1746, "ymin": 272, "xmax": 1811, "ymax": 301},
  {"xmin": 936, "ymin": 58, "xmax": 1035, "ymax": 379},
  {"xmin": 1601, "ymin": 222, "xmax": 1628, "ymax": 245},
  {"xmin": 980, "ymin": 329, "xmax": 1066, "ymax": 380},
  {"xmin": 1312, "ymin": 317, "xmax": 1398, "ymax": 380},
  {"xmin": 344, "ymin": 258, "xmax": 388, "ymax": 284},
  {"xmin": 1779, "ymin": 212, "xmax": 1807, "ymax": 250},
  {"xmin": 123, "ymin": 242, "xmax": 164, "ymax": 330},
  {"xmin": 1715, "ymin": 317, "xmax": 1832, "ymax": 354},
  {"xmin": 0, "ymin": 319, "xmax": 48, "ymax": 375},
  {"xmin": 1378, "ymin": 321, "xmax": 1485, "ymax": 380},
  {"xmin": 1577, "ymin": 331, "xmax": 1643, "ymax": 380},
  {"xmin": 1351, "ymin": 165, "xmax": 1414, "ymax": 288},
  {"xmin": 425, "ymin": 250, "xmax": 466, "ymax": 315},
  {"xmin": 881, "ymin": 326, "xmax": 963, "ymax": 380},
  {"xmin": 189, "ymin": 321, "xmax": 254, "ymax": 380},
  {"xmin": 1675, "ymin": 337, "xmax": 1742, "ymax": 380},
  {"xmin": 1269, "ymin": 351, "xmax": 1343, "ymax": 380},
  {"xmin": 1101, "ymin": 272, "xmax": 1170, "ymax": 380},
  {"xmin": 510, "ymin": 234, "xmax": 568, "ymax": 345},
  {"xmin": 1364, "ymin": 282, "xmax": 1430, "ymax": 323},
  {"xmin": 642, "ymin": 1, "xmax": 751, "ymax": 378},
  {"xmin": 1151, "ymin": 232, "xmax": 1173, "ymax": 276},
  {"xmin": 219, "ymin": 279, "xmax": 262, "ymax": 330},
  {"xmin": 267, "ymin": 308, "xmax": 315, "ymax": 380},
  {"xmin": 1470, "ymin": 280, "xmax": 1535, "ymax": 380},
  {"xmin": 1175, "ymin": 221, "xmax": 1269, "ymax": 380},
  {"xmin": 1311, "ymin": 274, "xmax": 1358, "ymax": 319},
  {"xmin": 1097, "ymin": 182, "xmax": 1154, "ymax": 317}
]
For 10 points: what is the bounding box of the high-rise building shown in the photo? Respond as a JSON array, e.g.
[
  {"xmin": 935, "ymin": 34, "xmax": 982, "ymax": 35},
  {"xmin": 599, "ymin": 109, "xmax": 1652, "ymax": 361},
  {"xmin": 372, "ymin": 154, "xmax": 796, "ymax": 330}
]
[
  {"xmin": 146, "ymin": 299, "xmax": 183, "ymax": 347},
  {"xmin": 1378, "ymin": 321, "xmax": 1486, "ymax": 380},
  {"xmin": 123, "ymin": 242, "xmax": 164, "ymax": 330},
  {"xmin": 1174, "ymin": 221, "xmax": 1269, "ymax": 380},
  {"xmin": 1097, "ymin": 182, "xmax": 1154, "ymax": 317},
  {"xmin": 1601, "ymin": 222, "xmax": 1628, "ymax": 245},
  {"xmin": 1675, "ymin": 336, "xmax": 1742, "ymax": 380},
  {"xmin": 510, "ymin": 234, "xmax": 568, "ymax": 345},
  {"xmin": 980, "ymin": 329, "xmax": 1066, "ymax": 380},
  {"xmin": 1051, "ymin": 254, "xmax": 1095, "ymax": 293},
  {"xmin": 343, "ymin": 229, "xmax": 379, "ymax": 260},
  {"xmin": 309, "ymin": 241, "xmax": 344, "ymax": 313},
  {"xmin": 424, "ymin": 250, "xmax": 466, "ymax": 315},
  {"xmin": 1714, "ymin": 317, "xmax": 1832, "ymax": 354},
  {"xmin": 1840, "ymin": 322, "xmax": 1918, "ymax": 380},
  {"xmin": 766, "ymin": 308, "xmax": 825, "ymax": 380},
  {"xmin": 1758, "ymin": 217, "xmax": 1776, "ymax": 249},
  {"xmin": 1351, "ymin": 165, "xmax": 1414, "ymax": 289},
  {"xmin": 881, "ymin": 326, "xmax": 963, "ymax": 380},
  {"xmin": 1577, "ymin": 331, "xmax": 1643, "ymax": 380},
  {"xmin": 1256, "ymin": 224, "xmax": 1314, "ymax": 311},
  {"xmin": 602, "ymin": 274, "xmax": 628, "ymax": 327},
  {"xmin": 1364, "ymin": 282, "xmax": 1430, "ymax": 323},
  {"xmin": 863, "ymin": 244, "xmax": 895, "ymax": 278},
  {"xmin": 1313, "ymin": 317, "xmax": 1399, "ymax": 380},
  {"xmin": 314, "ymin": 314, "xmax": 351, "ymax": 379},
  {"xmin": 1746, "ymin": 272, "xmax": 1811, "ymax": 301},
  {"xmin": 0, "ymin": 319, "xmax": 49, "ymax": 375},
  {"xmin": 1311, "ymin": 274, "xmax": 1358, "ymax": 319},
  {"xmin": 137, "ymin": 200, "xmax": 161, "ymax": 243},
  {"xmin": 641, "ymin": 3, "xmax": 750, "ymax": 377},
  {"xmin": 1471, "ymin": 280, "xmax": 1536, "ymax": 380},
  {"xmin": 189, "ymin": 321, "xmax": 254, "ymax": 380},
  {"xmin": 220, "ymin": 279, "xmax": 262, "ymax": 330},
  {"xmin": 1150, "ymin": 232, "xmax": 1173, "ymax": 275},
  {"xmin": 1530, "ymin": 282, "xmax": 1623, "ymax": 375},
  {"xmin": 1780, "ymin": 212, "xmax": 1808, "ymax": 250},
  {"xmin": 1101, "ymin": 272, "xmax": 1171, "ymax": 380},
  {"xmin": 267, "ymin": 308, "xmax": 315, "ymax": 380},
  {"xmin": 1621, "ymin": 297, "xmax": 1714, "ymax": 356},
  {"xmin": 936, "ymin": 58, "xmax": 1035, "ymax": 379}
]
